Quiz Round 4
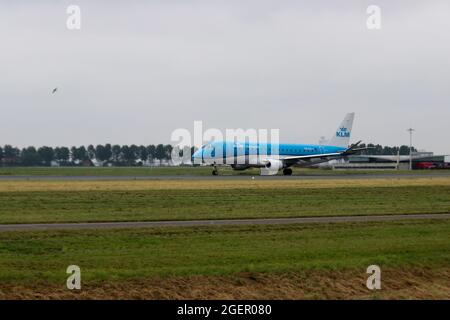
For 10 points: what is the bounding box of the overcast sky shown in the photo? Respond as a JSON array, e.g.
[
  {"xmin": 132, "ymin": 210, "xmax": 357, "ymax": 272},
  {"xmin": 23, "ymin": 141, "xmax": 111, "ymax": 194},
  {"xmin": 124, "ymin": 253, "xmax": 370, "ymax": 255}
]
[{"xmin": 1, "ymin": 0, "xmax": 449, "ymax": 153}]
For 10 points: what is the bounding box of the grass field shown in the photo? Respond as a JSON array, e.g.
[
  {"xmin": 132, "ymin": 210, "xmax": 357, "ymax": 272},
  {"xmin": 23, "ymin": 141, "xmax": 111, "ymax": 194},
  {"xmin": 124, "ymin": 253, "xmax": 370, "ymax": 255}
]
[
  {"xmin": 0, "ymin": 178, "xmax": 449, "ymax": 224},
  {"xmin": 1, "ymin": 176, "xmax": 449, "ymax": 299},
  {"xmin": 0, "ymin": 166, "xmax": 447, "ymax": 176},
  {"xmin": 0, "ymin": 166, "xmax": 216, "ymax": 176},
  {"xmin": 0, "ymin": 220, "xmax": 449, "ymax": 299}
]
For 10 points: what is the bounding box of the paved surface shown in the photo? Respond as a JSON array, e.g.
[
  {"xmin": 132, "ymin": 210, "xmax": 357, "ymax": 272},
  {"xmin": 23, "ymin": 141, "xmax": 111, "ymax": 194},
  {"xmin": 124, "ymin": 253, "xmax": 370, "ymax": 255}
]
[
  {"xmin": 1, "ymin": 172, "xmax": 450, "ymax": 181},
  {"xmin": 0, "ymin": 213, "xmax": 449, "ymax": 232}
]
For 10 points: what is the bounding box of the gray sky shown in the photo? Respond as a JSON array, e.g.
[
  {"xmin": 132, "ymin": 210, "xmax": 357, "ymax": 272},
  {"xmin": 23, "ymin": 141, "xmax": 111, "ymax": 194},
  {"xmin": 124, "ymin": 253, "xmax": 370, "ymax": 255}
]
[{"xmin": 1, "ymin": 0, "xmax": 449, "ymax": 153}]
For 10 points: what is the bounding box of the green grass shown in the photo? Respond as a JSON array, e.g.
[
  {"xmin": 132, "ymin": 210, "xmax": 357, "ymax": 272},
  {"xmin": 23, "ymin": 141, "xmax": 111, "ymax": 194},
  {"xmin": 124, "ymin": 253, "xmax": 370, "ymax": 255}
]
[
  {"xmin": 0, "ymin": 166, "xmax": 215, "ymax": 176},
  {"xmin": 0, "ymin": 185, "xmax": 449, "ymax": 224},
  {"xmin": 0, "ymin": 220, "xmax": 448, "ymax": 283},
  {"xmin": 0, "ymin": 166, "xmax": 444, "ymax": 176}
]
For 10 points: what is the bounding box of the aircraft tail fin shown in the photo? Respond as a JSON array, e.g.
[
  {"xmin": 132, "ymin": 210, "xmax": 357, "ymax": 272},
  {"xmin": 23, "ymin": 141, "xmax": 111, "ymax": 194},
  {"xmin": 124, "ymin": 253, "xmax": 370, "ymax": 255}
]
[{"xmin": 328, "ymin": 113, "xmax": 355, "ymax": 148}]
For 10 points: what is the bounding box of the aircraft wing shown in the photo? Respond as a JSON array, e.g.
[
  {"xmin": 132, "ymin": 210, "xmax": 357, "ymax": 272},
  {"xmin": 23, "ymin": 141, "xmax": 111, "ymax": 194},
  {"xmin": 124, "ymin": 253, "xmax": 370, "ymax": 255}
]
[
  {"xmin": 280, "ymin": 152, "xmax": 345, "ymax": 162},
  {"xmin": 281, "ymin": 141, "xmax": 370, "ymax": 163},
  {"xmin": 282, "ymin": 152, "xmax": 343, "ymax": 161}
]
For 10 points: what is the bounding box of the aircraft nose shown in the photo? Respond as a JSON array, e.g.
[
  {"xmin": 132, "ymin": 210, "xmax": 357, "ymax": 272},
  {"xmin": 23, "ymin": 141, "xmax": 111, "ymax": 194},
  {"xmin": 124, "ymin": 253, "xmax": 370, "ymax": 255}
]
[
  {"xmin": 192, "ymin": 149, "xmax": 201, "ymax": 158},
  {"xmin": 192, "ymin": 149, "xmax": 203, "ymax": 163}
]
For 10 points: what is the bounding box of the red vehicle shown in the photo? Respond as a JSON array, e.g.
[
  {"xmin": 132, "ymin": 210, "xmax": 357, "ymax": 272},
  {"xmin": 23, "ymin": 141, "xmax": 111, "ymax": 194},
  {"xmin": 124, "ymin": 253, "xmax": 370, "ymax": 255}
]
[{"xmin": 414, "ymin": 162, "xmax": 436, "ymax": 169}]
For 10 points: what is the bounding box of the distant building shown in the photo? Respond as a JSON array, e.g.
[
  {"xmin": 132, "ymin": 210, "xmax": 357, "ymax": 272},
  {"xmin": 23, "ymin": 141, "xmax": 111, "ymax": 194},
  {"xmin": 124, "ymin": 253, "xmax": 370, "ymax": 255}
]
[
  {"xmin": 332, "ymin": 152, "xmax": 449, "ymax": 170},
  {"xmin": 50, "ymin": 160, "xmax": 60, "ymax": 167}
]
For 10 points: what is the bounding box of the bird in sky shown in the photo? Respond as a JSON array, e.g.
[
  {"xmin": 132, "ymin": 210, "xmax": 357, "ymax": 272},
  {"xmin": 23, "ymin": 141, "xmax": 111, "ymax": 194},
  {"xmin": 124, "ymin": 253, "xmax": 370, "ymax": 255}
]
[{"xmin": 52, "ymin": 87, "xmax": 58, "ymax": 94}]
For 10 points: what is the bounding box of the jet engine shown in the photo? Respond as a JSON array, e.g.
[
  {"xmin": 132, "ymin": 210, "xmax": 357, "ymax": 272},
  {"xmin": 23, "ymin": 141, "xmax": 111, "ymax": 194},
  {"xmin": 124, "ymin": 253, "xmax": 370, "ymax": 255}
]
[{"xmin": 265, "ymin": 159, "xmax": 284, "ymax": 171}]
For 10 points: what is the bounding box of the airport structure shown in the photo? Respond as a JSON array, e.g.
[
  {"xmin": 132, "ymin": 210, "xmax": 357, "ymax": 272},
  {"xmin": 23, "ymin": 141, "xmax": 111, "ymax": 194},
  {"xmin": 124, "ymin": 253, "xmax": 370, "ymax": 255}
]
[{"xmin": 332, "ymin": 152, "xmax": 450, "ymax": 170}]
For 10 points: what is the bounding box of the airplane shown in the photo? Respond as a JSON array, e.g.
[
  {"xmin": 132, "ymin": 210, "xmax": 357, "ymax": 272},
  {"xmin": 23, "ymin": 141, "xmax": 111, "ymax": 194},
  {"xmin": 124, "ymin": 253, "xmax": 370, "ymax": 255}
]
[{"xmin": 192, "ymin": 113, "xmax": 369, "ymax": 176}]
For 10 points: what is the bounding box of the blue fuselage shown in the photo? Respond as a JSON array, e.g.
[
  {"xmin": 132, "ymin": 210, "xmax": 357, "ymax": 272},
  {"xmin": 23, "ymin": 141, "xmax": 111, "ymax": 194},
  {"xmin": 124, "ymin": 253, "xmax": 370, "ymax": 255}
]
[{"xmin": 193, "ymin": 141, "xmax": 346, "ymax": 163}]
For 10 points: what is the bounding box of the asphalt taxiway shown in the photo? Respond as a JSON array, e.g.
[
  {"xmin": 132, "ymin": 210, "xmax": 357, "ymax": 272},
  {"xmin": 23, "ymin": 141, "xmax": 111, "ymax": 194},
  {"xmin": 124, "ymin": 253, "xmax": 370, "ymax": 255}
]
[
  {"xmin": 0, "ymin": 172, "xmax": 450, "ymax": 181},
  {"xmin": 1, "ymin": 213, "xmax": 449, "ymax": 232}
]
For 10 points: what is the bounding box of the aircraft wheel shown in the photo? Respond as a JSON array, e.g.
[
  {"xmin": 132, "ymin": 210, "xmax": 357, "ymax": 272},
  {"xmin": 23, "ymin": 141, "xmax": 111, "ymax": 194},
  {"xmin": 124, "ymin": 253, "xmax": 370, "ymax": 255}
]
[
  {"xmin": 283, "ymin": 168, "xmax": 293, "ymax": 176},
  {"xmin": 212, "ymin": 170, "xmax": 218, "ymax": 176}
]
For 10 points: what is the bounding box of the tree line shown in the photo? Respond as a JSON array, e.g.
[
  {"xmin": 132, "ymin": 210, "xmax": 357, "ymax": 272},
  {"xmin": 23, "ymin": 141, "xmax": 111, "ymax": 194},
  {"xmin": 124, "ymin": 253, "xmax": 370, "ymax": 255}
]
[
  {"xmin": 0, "ymin": 143, "xmax": 417, "ymax": 167},
  {"xmin": 0, "ymin": 144, "xmax": 191, "ymax": 167}
]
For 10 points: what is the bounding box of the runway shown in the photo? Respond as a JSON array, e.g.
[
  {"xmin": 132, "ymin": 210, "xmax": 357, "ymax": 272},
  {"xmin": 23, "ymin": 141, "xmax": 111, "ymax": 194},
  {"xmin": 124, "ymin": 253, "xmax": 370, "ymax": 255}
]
[
  {"xmin": 1, "ymin": 213, "xmax": 449, "ymax": 232},
  {"xmin": 1, "ymin": 172, "xmax": 450, "ymax": 181}
]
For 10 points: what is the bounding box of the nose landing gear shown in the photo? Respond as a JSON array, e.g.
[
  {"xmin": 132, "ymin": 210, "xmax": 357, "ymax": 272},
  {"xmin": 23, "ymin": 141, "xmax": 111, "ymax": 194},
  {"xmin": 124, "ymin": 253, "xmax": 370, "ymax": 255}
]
[
  {"xmin": 283, "ymin": 168, "xmax": 293, "ymax": 176},
  {"xmin": 212, "ymin": 163, "xmax": 218, "ymax": 175}
]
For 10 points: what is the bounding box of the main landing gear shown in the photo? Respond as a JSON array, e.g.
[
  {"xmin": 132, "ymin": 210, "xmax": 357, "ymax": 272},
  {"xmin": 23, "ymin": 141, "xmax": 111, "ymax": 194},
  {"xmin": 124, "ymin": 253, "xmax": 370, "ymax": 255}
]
[
  {"xmin": 212, "ymin": 163, "xmax": 218, "ymax": 175},
  {"xmin": 283, "ymin": 168, "xmax": 293, "ymax": 176}
]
